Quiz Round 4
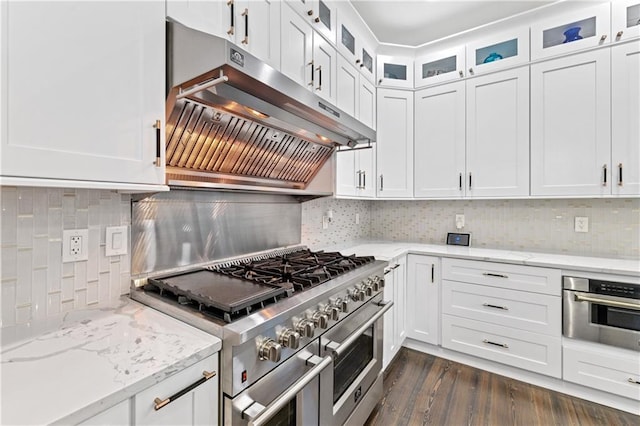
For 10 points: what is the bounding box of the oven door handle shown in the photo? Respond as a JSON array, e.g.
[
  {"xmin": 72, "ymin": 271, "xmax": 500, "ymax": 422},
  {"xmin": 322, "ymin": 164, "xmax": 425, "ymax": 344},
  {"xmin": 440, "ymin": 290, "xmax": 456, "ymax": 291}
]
[
  {"xmin": 324, "ymin": 301, "xmax": 394, "ymax": 358},
  {"xmin": 247, "ymin": 355, "xmax": 333, "ymax": 426},
  {"xmin": 574, "ymin": 293, "xmax": 640, "ymax": 311}
]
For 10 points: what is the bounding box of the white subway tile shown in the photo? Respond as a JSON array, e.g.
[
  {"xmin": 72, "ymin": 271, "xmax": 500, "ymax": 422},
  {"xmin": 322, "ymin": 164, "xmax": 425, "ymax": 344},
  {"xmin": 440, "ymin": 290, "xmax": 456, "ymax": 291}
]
[
  {"xmin": 98, "ymin": 273, "xmax": 110, "ymax": 305},
  {"xmin": 74, "ymin": 289, "xmax": 87, "ymax": 310},
  {"xmin": 16, "ymin": 304, "xmax": 32, "ymax": 324},
  {"xmin": 120, "ymin": 273, "xmax": 131, "ymax": 296},
  {"xmin": 74, "ymin": 261, "xmax": 87, "ymax": 290},
  {"xmin": 87, "ymin": 281, "xmax": 99, "ymax": 305},
  {"xmin": 109, "ymin": 262, "xmax": 120, "ymax": 302},
  {"xmin": 33, "ymin": 188, "xmax": 48, "ymax": 236},
  {"xmin": 17, "ymin": 216, "xmax": 33, "ymax": 249},
  {"xmin": 48, "ymin": 188, "xmax": 63, "ymax": 208},
  {"xmin": 16, "ymin": 249, "xmax": 32, "ymax": 305},
  {"xmin": 1, "ymin": 245, "xmax": 18, "ymax": 280},
  {"xmin": 17, "ymin": 187, "xmax": 33, "ymax": 215},
  {"xmin": 87, "ymin": 227, "xmax": 100, "ymax": 281},
  {"xmin": 61, "ymin": 276, "xmax": 74, "ymax": 301},
  {"xmin": 1, "ymin": 188, "xmax": 18, "ymax": 245},
  {"xmin": 48, "ymin": 208, "xmax": 62, "ymax": 239},
  {"xmin": 47, "ymin": 292, "xmax": 61, "ymax": 316},
  {"xmin": 47, "ymin": 241, "xmax": 62, "ymax": 292},
  {"xmin": 31, "ymin": 269, "xmax": 47, "ymax": 321},
  {"xmin": 32, "ymin": 236, "xmax": 48, "ymax": 269},
  {"xmin": 1, "ymin": 280, "xmax": 16, "ymax": 327}
]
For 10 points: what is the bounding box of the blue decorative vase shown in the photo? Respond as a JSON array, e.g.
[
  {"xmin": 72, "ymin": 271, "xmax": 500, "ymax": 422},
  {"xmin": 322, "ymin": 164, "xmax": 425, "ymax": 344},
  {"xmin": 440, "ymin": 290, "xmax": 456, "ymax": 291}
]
[
  {"xmin": 563, "ymin": 27, "xmax": 583, "ymax": 43},
  {"xmin": 483, "ymin": 52, "xmax": 503, "ymax": 63}
]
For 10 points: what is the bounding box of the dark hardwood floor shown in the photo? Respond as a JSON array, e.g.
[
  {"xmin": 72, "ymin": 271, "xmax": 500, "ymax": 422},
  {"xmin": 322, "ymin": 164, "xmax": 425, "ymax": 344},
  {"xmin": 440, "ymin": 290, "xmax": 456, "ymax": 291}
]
[{"xmin": 364, "ymin": 348, "xmax": 639, "ymax": 426}]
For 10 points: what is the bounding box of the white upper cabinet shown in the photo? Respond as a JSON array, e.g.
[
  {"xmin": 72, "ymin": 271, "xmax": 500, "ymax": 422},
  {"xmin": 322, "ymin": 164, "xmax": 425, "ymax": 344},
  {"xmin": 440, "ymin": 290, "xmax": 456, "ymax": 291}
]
[
  {"xmin": 281, "ymin": 4, "xmax": 335, "ymax": 104},
  {"xmin": 611, "ymin": 40, "xmax": 640, "ymax": 196},
  {"xmin": 358, "ymin": 78, "xmax": 376, "ymax": 129},
  {"xmin": 377, "ymin": 55, "xmax": 414, "ymax": 88},
  {"xmin": 376, "ymin": 89, "xmax": 414, "ymax": 197},
  {"xmin": 336, "ymin": 54, "xmax": 376, "ymax": 129},
  {"xmin": 414, "ymin": 82, "xmax": 466, "ymax": 198},
  {"xmin": 531, "ymin": 3, "xmax": 611, "ymax": 60},
  {"xmin": 166, "ymin": 0, "xmax": 223, "ymax": 37},
  {"xmin": 335, "ymin": 145, "xmax": 376, "ymax": 198},
  {"xmin": 466, "ymin": 66, "xmax": 529, "ymax": 197},
  {"xmin": 466, "ymin": 27, "xmax": 529, "ymax": 76},
  {"xmin": 612, "ymin": 0, "xmax": 640, "ymax": 41},
  {"xmin": 415, "ymin": 46, "xmax": 466, "ymax": 88},
  {"xmin": 531, "ymin": 49, "xmax": 611, "ymax": 196},
  {"xmin": 1, "ymin": 1, "xmax": 166, "ymax": 187},
  {"xmin": 285, "ymin": 0, "xmax": 337, "ymax": 45},
  {"xmin": 336, "ymin": 3, "xmax": 377, "ymax": 84},
  {"xmin": 235, "ymin": 0, "xmax": 281, "ymax": 68}
]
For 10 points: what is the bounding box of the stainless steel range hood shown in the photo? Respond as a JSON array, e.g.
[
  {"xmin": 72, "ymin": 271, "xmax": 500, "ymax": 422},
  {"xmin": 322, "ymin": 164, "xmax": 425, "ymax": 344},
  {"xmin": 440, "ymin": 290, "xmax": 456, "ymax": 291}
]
[{"xmin": 165, "ymin": 19, "xmax": 375, "ymax": 197}]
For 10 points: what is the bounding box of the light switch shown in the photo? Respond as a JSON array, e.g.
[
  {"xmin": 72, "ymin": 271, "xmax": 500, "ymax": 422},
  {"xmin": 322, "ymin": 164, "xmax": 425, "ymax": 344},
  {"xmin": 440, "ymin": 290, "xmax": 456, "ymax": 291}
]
[{"xmin": 106, "ymin": 225, "xmax": 128, "ymax": 256}]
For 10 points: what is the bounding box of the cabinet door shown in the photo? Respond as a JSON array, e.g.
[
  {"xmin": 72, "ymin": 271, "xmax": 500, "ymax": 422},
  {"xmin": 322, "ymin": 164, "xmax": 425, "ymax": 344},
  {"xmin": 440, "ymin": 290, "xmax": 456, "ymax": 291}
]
[
  {"xmin": 336, "ymin": 55, "xmax": 359, "ymax": 118},
  {"xmin": 407, "ymin": 255, "xmax": 440, "ymax": 345},
  {"xmin": 612, "ymin": 41, "xmax": 640, "ymax": 196},
  {"xmin": 357, "ymin": 40, "xmax": 377, "ymax": 84},
  {"xmin": 612, "ymin": 1, "xmax": 640, "ymax": 42},
  {"xmin": 358, "ymin": 78, "xmax": 376, "ymax": 130},
  {"xmin": 466, "ymin": 67, "xmax": 529, "ymax": 197},
  {"xmin": 393, "ymin": 256, "xmax": 407, "ymax": 353},
  {"xmin": 335, "ymin": 149, "xmax": 356, "ymax": 197},
  {"xmin": 377, "ymin": 55, "xmax": 414, "ymax": 88},
  {"xmin": 531, "ymin": 49, "xmax": 611, "ymax": 196},
  {"xmin": 281, "ymin": 4, "xmax": 313, "ymax": 88},
  {"xmin": 357, "ymin": 145, "xmax": 376, "ymax": 198},
  {"xmin": 78, "ymin": 399, "xmax": 131, "ymax": 426},
  {"xmin": 311, "ymin": 0, "xmax": 337, "ymax": 45},
  {"xmin": 166, "ymin": 0, "xmax": 222, "ymax": 37},
  {"xmin": 376, "ymin": 89, "xmax": 414, "ymax": 197},
  {"xmin": 414, "ymin": 82, "xmax": 466, "ymax": 198},
  {"xmin": 531, "ymin": 3, "xmax": 610, "ymax": 60},
  {"xmin": 382, "ymin": 263, "xmax": 396, "ymax": 370},
  {"xmin": 466, "ymin": 27, "xmax": 529, "ymax": 76},
  {"xmin": 1, "ymin": 1, "xmax": 165, "ymax": 185},
  {"xmin": 236, "ymin": 0, "xmax": 281, "ymax": 69},
  {"xmin": 312, "ymin": 32, "xmax": 336, "ymax": 103},
  {"xmin": 415, "ymin": 46, "xmax": 465, "ymax": 88},
  {"xmin": 135, "ymin": 354, "xmax": 218, "ymax": 425}
]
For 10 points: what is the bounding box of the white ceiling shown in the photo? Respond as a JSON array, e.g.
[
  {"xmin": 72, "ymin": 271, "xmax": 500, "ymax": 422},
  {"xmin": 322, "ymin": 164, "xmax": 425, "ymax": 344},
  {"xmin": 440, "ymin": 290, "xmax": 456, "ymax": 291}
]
[{"xmin": 350, "ymin": 0, "xmax": 556, "ymax": 46}]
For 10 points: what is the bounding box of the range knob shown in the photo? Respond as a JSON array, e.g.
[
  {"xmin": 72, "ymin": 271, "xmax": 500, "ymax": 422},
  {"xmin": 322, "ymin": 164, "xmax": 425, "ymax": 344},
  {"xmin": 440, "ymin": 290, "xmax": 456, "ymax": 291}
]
[
  {"xmin": 349, "ymin": 287, "xmax": 365, "ymax": 302},
  {"xmin": 323, "ymin": 304, "xmax": 340, "ymax": 321},
  {"xmin": 311, "ymin": 311, "xmax": 329, "ymax": 329},
  {"xmin": 278, "ymin": 328, "xmax": 301, "ymax": 349},
  {"xmin": 378, "ymin": 276, "xmax": 385, "ymax": 288},
  {"xmin": 295, "ymin": 318, "xmax": 315, "ymax": 338},
  {"xmin": 258, "ymin": 338, "xmax": 282, "ymax": 362},
  {"xmin": 335, "ymin": 297, "xmax": 350, "ymax": 313},
  {"xmin": 371, "ymin": 277, "xmax": 381, "ymax": 292},
  {"xmin": 363, "ymin": 282, "xmax": 374, "ymax": 297}
]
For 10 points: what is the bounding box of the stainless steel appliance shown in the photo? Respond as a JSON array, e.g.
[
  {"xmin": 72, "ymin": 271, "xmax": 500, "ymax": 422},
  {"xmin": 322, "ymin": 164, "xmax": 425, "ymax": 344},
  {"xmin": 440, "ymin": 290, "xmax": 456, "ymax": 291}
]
[
  {"xmin": 563, "ymin": 276, "xmax": 640, "ymax": 351},
  {"xmin": 130, "ymin": 190, "xmax": 390, "ymax": 425}
]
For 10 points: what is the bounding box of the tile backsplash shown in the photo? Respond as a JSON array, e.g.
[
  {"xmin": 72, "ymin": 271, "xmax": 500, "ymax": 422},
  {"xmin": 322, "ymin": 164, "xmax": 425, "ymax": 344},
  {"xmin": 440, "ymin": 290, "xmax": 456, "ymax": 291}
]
[
  {"xmin": 303, "ymin": 197, "xmax": 640, "ymax": 259},
  {"xmin": 1, "ymin": 187, "xmax": 131, "ymax": 327}
]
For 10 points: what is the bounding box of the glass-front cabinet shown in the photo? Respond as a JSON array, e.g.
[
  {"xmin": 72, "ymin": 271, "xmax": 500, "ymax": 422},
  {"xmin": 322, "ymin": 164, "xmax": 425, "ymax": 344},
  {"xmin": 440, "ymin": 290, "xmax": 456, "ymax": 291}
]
[
  {"xmin": 466, "ymin": 28, "xmax": 529, "ymax": 75},
  {"xmin": 613, "ymin": 0, "xmax": 640, "ymax": 41},
  {"xmin": 285, "ymin": 0, "xmax": 337, "ymax": 44},
  {"xmin": 414, "ymin": 46, "xmax": 465, "ymax": 88},
  {"xmin": 531, "ymin": 2, "xmax": 610, "ymax": 59},
  {"xmin": 376, "ymin": 55, "xmax": 414, "ymax": 88}
]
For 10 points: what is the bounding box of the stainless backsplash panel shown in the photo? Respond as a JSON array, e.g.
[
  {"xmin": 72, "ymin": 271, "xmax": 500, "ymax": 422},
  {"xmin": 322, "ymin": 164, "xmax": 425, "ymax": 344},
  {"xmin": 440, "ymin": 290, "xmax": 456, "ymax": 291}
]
[{"xmin": 131, "ymin": 190, "xmax": 301, "ymax": 276}]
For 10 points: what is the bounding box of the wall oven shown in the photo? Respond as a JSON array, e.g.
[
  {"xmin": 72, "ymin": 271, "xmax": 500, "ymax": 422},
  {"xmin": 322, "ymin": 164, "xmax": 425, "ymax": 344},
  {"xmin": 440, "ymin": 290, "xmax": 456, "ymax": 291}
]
[{"xmin": 563, "ymin": 276, "xmax": 640, "ymax": 351}]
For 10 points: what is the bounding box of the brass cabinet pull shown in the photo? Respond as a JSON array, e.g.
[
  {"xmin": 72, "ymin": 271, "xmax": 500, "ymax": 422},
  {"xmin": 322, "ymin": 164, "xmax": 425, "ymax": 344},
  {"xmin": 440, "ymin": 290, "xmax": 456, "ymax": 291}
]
[
  {"xmin": 241, "ymin": 8, "xmax": 248, "ymax": 44},
  {"xmin": 459, "ymin": 173, "xmax": 463, "ymax": 191},
  {"xmin": 602, "ymin": 163, "xmax": 607, "ymax": 186},
  {"xmin": 316, "ymin": 65, "xmax": 322, "ymax": 91},
  {"xmin": 616, "ymin": 31, "xmax": 624, "ymax": 39},
  {"xmin": 227, "ymin": 0, "xmax": 234, "ymax": 35},
  {"xmin": 307, "ymin": 9, "xmax": 313, "ymax": 16},
  {"xmin": 618, "ymin": 163, "xmax": 623, "ymax": 186},
  {"xmin": 600, "ymin": 34, "xmax": 607, "ymax": 42},
  {"xmin": 483, "ymin": 272, "xmax": 509, "ymax": 279},
  {"xmin": 483, "ymin": 339, "xmax": 508, "ymax": 349},
  {"xmin": 153, "ymin": 120, "xmax": 162, "ymax": 167},
  {"xmin": 431, "ymin": 264, "xmax": 435, "ymax": 283},
  {"xmin": 628, "ymin": 378, "xmax": 640, "ymax": 385},
  {"xmin": 380, "ymin": 174, "xmax": 384, "ymax": 191},
  {"xmin": 154, "ymin": 370, "xmax": 217, "ymax": 411},
  {"xmin": 459, "ymin": 70, "xmax": 464, "ymax": 78},
  {"xmin": 483, "ymin": 302, "xmax": 509, "ymax": 311}
]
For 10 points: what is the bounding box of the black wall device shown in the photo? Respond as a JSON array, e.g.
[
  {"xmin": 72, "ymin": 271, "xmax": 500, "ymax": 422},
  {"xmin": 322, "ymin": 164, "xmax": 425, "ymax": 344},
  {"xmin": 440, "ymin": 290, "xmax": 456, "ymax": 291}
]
[{"xmin": 447, "ymin": 233, "xmax": 471, "ymax": 246}]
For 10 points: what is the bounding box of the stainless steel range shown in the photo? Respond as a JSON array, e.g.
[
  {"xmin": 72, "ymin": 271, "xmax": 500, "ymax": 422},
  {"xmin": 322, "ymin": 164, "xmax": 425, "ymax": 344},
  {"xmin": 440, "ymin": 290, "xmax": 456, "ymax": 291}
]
[{"xmin": 130, "ymin": 191, "xmax": 390, "ymax": 425}]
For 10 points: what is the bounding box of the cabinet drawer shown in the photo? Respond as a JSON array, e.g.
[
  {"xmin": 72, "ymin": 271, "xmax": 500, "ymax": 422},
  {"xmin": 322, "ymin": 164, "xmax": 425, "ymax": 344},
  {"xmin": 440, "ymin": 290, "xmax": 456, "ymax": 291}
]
[
  {"xmin": 442, "ymin": 280, "xmax": 561, "ymax": 336},
  {"xmin": 442, "ymin": 315, "xmax": 561, "ymax": 378},
  {"xmin": 563, "ymin": 340, "xmax": 640, "ymax": 401},
  {"xmin": 135, "ymin": 354, "xmax": 218, "ymax": 425},
  {"xmin": 442, "ymin": 258, "xmax": 561, "ymax": 295}
]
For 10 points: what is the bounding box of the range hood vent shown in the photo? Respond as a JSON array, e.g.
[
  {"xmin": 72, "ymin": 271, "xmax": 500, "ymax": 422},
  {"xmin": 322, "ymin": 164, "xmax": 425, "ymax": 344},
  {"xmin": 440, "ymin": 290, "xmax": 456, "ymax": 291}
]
[{"xmin": 165, "ymin": 20, "xmax": 375, "ymax": 196}]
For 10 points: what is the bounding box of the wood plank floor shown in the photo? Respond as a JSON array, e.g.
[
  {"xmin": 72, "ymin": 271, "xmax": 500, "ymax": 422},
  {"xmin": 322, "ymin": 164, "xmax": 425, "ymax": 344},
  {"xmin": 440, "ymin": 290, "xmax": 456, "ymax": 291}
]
[{"xmin": 364, "ymin": 348, "xmax": 639, "ymax": 426}]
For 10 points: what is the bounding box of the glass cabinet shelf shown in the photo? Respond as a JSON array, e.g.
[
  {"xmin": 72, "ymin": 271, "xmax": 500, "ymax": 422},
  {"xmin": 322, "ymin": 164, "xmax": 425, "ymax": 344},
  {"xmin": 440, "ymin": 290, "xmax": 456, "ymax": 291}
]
[
  {"xmin": 542, "ymin": 17, "xmax": 596, "ymax": 49},
  {"xmin": 626, "ymin": 4, "xmax": 640, "ymax": 28},
  {"xmin": 377, "ymin": 55, "xmax": 414, "ymax": 88},
  {"xmin": 423, "ymin": 55, "xmax": 457, "ymax": 78},
  {"xmin": 383, "ymin": 63, "xmax": 406, "ymax": 80},
  {"xmin": 475, "ymin": 38, "xmax": 518, "ymax": 65},
  {"xmin": 415, "ymin": 46, "xmax": 465, "ymax": 88},
  {"xmin": 614, "ymin": 1, "xmax": 640, "ymax": 41},
  {"xmin": 466, "ymin": 28, "xmax": 529, "ymax": 74}
]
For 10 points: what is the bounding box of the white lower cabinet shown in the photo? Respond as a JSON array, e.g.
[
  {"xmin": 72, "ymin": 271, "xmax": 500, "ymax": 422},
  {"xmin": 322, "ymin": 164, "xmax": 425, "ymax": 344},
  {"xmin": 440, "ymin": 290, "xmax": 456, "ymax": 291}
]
[
  {"xmin": 135, "ymin": 354, "xmax": 219, "ymax": 425},
  {"xmin": 382, "ymin": 255, "xmax": 406, "ymax": 370},
  {"xmin": 563, "ymin": 339, "xmax": 640, "ymax": 401},
  {"xmin": 406, "ymin": 255, "xmax": 440, "ymax": 345},
  {"xmin": 78, "ymin": 399, "xmax": 131, "ymax": 425}
]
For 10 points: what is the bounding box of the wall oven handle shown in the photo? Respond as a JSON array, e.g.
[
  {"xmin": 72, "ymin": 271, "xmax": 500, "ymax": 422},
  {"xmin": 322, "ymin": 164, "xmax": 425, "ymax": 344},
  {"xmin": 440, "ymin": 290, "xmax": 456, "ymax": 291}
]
[
  {"xmin": 324, "ymin": 301, "xmax": 394, "ymax": 358},
  {"xmin": 574, "ymin": 293, "xmax": 640, "ymax": 311},
  {"xmin": 247, "ymin": 355, "xmax": 332, "ymax": 426}
]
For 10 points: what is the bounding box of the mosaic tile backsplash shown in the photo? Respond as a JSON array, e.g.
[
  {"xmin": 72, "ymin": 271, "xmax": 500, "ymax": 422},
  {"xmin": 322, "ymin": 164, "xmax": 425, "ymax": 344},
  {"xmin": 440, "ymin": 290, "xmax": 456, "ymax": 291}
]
[
  {"xmin": 303, "ymin": 197, "xmax": 640, "ymax": 259},
  {"xmin": 1, "ymin": 187, "xmax": 131, "ymax": 327}
]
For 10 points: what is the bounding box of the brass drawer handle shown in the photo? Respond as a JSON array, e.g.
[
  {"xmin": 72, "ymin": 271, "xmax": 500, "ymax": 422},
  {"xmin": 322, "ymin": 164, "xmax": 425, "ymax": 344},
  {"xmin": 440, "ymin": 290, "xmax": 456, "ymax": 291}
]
[
  {"xmin": 628, "ymin": 378, "xmax": 640, "ymax": 385},
  {"xmin": 483, "ymin": 339, "xmax": 508, "ymax": 349},
  {"xmin": 483, "ymin": 272, "xmax": 508, "ymax": 279},
  {"xmin": 482, "ymin": 302, "xmax": 509, "ymax": 311},
  {"xmin": 154, "ymin": 370, "xmax": 217, "ymax": 410}
]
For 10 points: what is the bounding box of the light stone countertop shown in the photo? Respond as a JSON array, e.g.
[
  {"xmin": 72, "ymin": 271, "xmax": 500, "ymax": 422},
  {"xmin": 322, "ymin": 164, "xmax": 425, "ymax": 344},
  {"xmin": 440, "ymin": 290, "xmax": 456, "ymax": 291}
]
[
  {"xmin": 0, "ymin": 298, "xmax": 221, "ymax": 425},
  {"xmin": 319, "ymin": 241, "xmax": 640, "ymax": 278}
]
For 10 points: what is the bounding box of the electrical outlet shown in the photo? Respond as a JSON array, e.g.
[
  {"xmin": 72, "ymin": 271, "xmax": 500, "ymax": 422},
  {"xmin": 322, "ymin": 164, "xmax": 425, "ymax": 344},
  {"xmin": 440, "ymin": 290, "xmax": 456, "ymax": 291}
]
[
  {"xmin": 574, "ymin": 217, "xmax": 589, "ymax": 233},
  {"xmin": 62, "ymin": 229, "xmax": 89, "ymax": 262}
]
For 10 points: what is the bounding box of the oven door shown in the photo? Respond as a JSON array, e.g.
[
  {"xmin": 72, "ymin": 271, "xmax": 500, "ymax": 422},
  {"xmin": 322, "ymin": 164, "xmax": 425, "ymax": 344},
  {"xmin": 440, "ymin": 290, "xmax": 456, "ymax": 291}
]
[
  {"xmin": 224, "ymin": 345, "xmax": 332, "ymax": 426},
  {"xmin": 563, "ymin": 289, "xmax": 640, "ymax": 351},
  {"xmin": 319, "ymin": 294, "xmax": 393, "ymax": 426}
]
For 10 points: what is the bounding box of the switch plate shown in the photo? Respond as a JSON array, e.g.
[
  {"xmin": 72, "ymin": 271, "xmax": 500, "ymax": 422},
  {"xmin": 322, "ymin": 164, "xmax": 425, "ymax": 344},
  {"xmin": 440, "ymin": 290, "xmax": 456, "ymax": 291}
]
[
  {"xmin": 322, "ymin": 216, "xmax": 329, "ymax": 230},
  {"xmin": 355, "ymin": 213, "xmax": 360, "ymax": 225},
  {"xmin": 574, "ymin": 217, "xmax": 589, "ymax": 233},
  {"xmin": 62, "ymin": 229, "xmax": 89, "ymax": 263},
  {"xmin": 106, "ymin": 225, "xmax": 128, "ymax": 256},
  {"xmin": 455, "ymin": 214, "xmax": 465, "ymax": 229}
]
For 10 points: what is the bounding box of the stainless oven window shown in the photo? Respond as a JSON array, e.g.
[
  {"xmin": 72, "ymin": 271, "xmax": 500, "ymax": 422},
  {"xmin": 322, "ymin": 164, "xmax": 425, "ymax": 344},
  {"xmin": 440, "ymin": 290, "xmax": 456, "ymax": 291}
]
[
  {"xmin": 333, "ymin": 325, "xmax": 374, "ymax": 403},
  {"xmin": 592, "ymin": 305, "xmax": 640, "ymax": 332},
  {"xmin": 263, "ymin": 399, "xmax": 296, "ymax": 426}
]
